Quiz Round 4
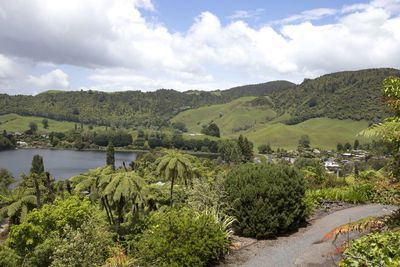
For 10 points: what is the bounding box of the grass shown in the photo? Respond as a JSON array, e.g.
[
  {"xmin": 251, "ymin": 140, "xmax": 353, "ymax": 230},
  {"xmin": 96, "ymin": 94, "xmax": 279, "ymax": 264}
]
[
  {"xmin": 171, "ymin": 96, "xmax": 277, "ymax": 135},
  {"xmin": 0, "ymin": 113, "xmax": 107, "ymax": 133},
  {"xmin": 171, "ymin": 96, "xmax": 371, "ymax": 150}
]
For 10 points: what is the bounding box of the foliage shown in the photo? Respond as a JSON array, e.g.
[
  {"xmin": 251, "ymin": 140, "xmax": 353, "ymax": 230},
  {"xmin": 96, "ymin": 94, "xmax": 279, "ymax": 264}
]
[
  {"xmin": 340, "ymin": 232, "xmax": 400, "ymax": 267},
  {"xmin": 307, "ymin": 183, "xmax": 378, "ymax": 204},
  {"xmin": 0, "ymin": 81, "xmax": 293, "ymax": 128},
  {"xmin": 7, "ymin": 195, "xmax": 94, "ymax": 256},
  {"xmin": 361, "ymin": 76, "xmax": 400, "ymax": 177},
  {"xmin": 0, "ymin": 135, "xmax": 14, "ymax": 150},
  {"xmin": 258, "ymin": 143, "xmax": 272, "ymax": 154},
  {"xmin": 155, "ymin": 150, "xmax": 194, "ymax": 206},
  {"xmin": 298, "ymin": 135, "xmax": 310, "ymax": 148},
  {"xmin": 294, "ymin": 158, "xmax": 327, "ymax": 188},
  {"xmin": 30, "ymin": 154, "xmax": 44, "ymax": 175},
  {"xmin": 138, "ymin": 208, "xmax": 230, "ymax": 267},
  {"xmin": 29, "ymin": 121, "xmax": 38, "ymax": 132},
  {"xmin": 0, "ymin": 244, "xmax": 21, "ymax": 267},
  {"xmin": 50, "ymin": 220, "xmax": 114, "ymax": 267},
  {"xmin": 201, "ymin": 122, "xmax": 220, "ymax": 138},
  {"xmin": 0, "ymin": 168, "xmax": 16, "ymax": 194},
  {"xmin": 224, "ymin": 163, "xmax": 311, "ymax": 238},
  {"xmin": 106, "ymin": 142, "xmax": 115, "ymax": 169}
]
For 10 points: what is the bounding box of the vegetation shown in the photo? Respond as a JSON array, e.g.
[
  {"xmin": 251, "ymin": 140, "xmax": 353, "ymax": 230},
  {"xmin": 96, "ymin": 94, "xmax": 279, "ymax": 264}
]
[
  {"xmin": 340, "ymin": 232, "xmax": 400, "ymax": 266},
  {"xmin": 138, "ymin": 208, "xmax": 230, "ymax": 267},
  {"xmin": 224, "ymin": 163, "xmax": 311, "ymax": 238}
]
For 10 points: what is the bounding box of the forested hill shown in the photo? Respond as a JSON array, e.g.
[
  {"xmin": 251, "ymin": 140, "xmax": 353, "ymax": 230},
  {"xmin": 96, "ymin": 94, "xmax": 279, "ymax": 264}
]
[
  {"xmin": 0, "ymin": 68, "xmax": 398, "ymax": 127},
  {"xmin": 269, "ymin": 68, "xmax": 400, "ymax": 124},
  {"xmin": 0, "ymin": 81, "xmax": 294, "ymax": 128}
]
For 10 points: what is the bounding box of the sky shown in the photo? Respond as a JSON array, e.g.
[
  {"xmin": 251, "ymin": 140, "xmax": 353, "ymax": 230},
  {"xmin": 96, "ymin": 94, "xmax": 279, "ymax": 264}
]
[{"xmin": 1, "ymin": 0, "xmax": 400, "ymax": 95}]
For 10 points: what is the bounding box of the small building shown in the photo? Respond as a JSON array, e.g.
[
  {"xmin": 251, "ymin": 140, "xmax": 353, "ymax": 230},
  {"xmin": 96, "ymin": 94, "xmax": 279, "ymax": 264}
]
[{"xmin": 17, "ymin": 141, "xmax": 28, "ymax": 147}]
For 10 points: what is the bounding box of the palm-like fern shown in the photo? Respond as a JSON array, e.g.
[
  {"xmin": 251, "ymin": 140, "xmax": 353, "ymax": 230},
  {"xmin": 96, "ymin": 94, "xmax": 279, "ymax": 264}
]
[
  {"xmin": 155, "ymin": 150, "xmax": 194, "ymax": 207},
  {"xmin": 100, "ymin": 171, "xmax": 145, "ymax": 225},
  {"xmin": 0, "ymin": 188, "xmax": 37, "ymax": 224}
]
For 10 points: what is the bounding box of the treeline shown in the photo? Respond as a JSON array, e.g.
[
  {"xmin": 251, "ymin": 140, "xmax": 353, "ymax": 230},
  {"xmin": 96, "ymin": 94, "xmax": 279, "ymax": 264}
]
[{"xmin": 47, "ymin": 129, "xmax": 220, "ymax": 153}]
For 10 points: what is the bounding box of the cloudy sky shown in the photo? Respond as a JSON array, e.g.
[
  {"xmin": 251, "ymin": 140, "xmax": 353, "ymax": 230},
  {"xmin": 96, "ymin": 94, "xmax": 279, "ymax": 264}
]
[{"xmin": 0, "ymin": 0, "xmax": 400, "ymax": 95}]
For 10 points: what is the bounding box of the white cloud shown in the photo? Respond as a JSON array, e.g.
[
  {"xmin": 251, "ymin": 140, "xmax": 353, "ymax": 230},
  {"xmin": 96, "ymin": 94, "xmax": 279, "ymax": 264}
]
[
  {"xmin": 228, "ymin": 8, "xmax": 264, "ymax": 20},
  {"xmin": 27, "ymin": 69, "xmax": 70, "ymax": 89},
  {"xmin": 275, "ymin": 8, "xmax": 338, "ymax": 24},
  {"xmin": 0, "ymin": 0, "xmax": 400, "ymax": 94}
]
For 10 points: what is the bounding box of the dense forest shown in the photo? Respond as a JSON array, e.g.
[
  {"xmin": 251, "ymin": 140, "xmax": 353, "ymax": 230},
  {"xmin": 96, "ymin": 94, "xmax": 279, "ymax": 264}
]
[
  {"xmin": 0, "ymin": 68, "xmax": 399, "ymax": 128},
  {"xmin": 270, "ymin": 68, "xmax": 400, "ymax": 124}
]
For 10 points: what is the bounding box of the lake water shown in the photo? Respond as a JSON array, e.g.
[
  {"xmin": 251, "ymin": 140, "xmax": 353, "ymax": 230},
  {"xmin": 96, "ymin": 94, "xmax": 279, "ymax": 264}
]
[{"xmin": 0, "ymin": 149, "xmax": 136, "ymax": 181}]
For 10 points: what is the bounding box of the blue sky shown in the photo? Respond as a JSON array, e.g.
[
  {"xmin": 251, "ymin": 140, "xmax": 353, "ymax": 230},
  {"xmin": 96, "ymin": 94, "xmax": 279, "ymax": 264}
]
[{"xmin": 0, "ymin": 0, "xmax": 400, "ymax": 94}]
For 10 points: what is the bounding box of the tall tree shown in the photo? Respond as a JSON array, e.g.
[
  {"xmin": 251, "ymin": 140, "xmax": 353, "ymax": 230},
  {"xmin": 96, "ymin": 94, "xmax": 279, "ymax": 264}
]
[
  {"xmin": 243, "ymin": 137, "xmax": 254, "ymax": 162},
  {"xmin": 155, "ymin": 150, "xmax": 193, "ymax": 207},
  {"xmin": 29, "ymin": 122, "xmax": 38, "ymax": 133},
  {"xmin": 354, "ymin": 139, "xmax": 360, "ymax": 150},
  {"xmin": 41, "ymin": 119, "xmax": 49, "ymax": 129},
  {"xmin": 106, "ymin": 142, "xmax": 115, "ymax": 170},
  {"xmin": 30, "ymin": 155, "xmax": 44, "ymax": 209}
]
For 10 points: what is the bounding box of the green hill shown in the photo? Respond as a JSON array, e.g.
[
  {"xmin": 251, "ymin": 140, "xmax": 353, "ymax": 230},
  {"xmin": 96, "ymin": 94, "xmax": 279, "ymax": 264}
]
[
  {"xmin": 171, "ymin": 96, "xmax": 370, "ymax": 149},
  {"xmin": 0, "ymin": 81, "xmax": 294, "ymax": 128},
  {"xmin": 0, "ymin": 113, "xmax": 107, "ymax": 133},
  {"xmin": 270, "ymin": 68, "xmax": 400, "ymax": 124}
]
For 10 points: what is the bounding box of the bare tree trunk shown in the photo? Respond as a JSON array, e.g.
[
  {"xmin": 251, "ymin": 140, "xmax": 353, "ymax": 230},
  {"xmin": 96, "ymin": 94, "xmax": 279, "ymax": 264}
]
[
  {"xmin": 105, "ymin": 195, "xmax": 115, "ymax": 225},
  {"xmin": 170, "ymin": 176, "xmax": 175, "ymax": 207},
  {"xmin": 117, "ymin": 196, "xmax": 125, "ymax": 226},
  {"xmin": 102, "ymin": 197, "xmax": 112, "ymax": 225},
  {"xmin": 66, "ymin": 180, "xmax": 72, "ymax": 194},
  {"xmin": 123, "ymin": 161, "xmax": 128, "ymax": 172},
  {"xmin": 45, "ymin": 172, "xmax": 54, "ymax": 203},
  {"xmin": 33, "ymin": 176, "xmax": 41, "ymax": 209}
]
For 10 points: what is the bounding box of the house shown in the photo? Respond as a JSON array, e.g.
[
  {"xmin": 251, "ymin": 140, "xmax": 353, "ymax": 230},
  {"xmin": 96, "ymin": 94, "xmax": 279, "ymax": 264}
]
[{"xmin": 17, "ymin": 141, "xmax": 28, "ymax": 147}]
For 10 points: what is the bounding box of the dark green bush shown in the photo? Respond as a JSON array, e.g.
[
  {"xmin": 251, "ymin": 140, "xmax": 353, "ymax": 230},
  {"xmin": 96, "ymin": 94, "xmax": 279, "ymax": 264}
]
[
  {"xmin": 138, "ymin": 208, "xmax": 230, "ymax": 267},
  {"xmin": 225, "ymin": 163, "xmax": 311, "ymax": 238}
]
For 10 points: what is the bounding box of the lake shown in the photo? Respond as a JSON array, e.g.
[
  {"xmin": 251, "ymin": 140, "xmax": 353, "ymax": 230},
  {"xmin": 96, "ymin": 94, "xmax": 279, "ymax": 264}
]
[{"xmin": 0, "ymin": 149, "xmax": 137, "ymax": 181}]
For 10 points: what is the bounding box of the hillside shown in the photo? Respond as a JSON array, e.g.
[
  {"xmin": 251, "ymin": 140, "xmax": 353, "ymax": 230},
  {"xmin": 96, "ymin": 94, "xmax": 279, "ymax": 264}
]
[
  {"xmin": 172, "ymin": 97, "xmax": 370, "ymax": 149},
  {"xmin": 270, "ymin": 68, "xmax": 400, "ymax": 124},
  {"xmin": 0, "ymin": 81, "xmax": 294, "ymax": 128}
]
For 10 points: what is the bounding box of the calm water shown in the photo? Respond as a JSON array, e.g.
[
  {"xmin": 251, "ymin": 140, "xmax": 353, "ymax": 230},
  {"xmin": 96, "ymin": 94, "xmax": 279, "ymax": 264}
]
[{"xmin": 0, "ymin": 149, "xmax": 136, "ymax": 181}]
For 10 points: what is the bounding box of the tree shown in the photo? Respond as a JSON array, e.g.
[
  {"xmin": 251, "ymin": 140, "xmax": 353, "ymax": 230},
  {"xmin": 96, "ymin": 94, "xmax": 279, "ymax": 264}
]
[
  {"xmin": 0, "ymin": 168, "xmax": 16, "ymax": 194},
  {"xmin": 258, "ymin": 144, "xmax": 272, "ymax": 154},
  {"xmin": 155, "ymin": 150, "xmax": 193, "ymax": 207},
  {"xmin": 362, "ymin": 77, "xmax": 400, "ymax": 177},
  {"xmin": 337, "ymin": 143, "xmax": 343, "ymax": 152},
  {"xmin": 30, "ymin": 155, "xmax": 44, "ymax": 209},
  {"xmin": 201, "ymin": 122, "xmax": 220, "ymax": 138},
  {"xmin": 41, "ymin": 119, "xmax": 48, "ymax": 129},
  {"xmin": 100, "ymin": 171, "xmax": 145, "ymax": 225},
  {"xmin": 29, "ymin": 122, "xmax": 38, "ymax": 133},
  {"xmin": 218, "ymin": 139, "xmax": 242, "ymax": 163},
  {"xmin": 354, "ymin": 139, "xmax": 360, "ymax": 150},
  {"xmin": 69, "ymin": 166, "xmax": 115, "ymax": 225},
  {"xmin": 106, "ymin": 142, "xmax": 115, "ymax": 170},
  {"xmin": 298, "ymin": 135, "xmax": 310, "ymax": 148},
  {"xmin": 242, "ymin": 137, "xmax": 253, "ymax": 162},
  {"xmin": 344, "ymin": 142, "xmax": 352, "ymax": 151}
]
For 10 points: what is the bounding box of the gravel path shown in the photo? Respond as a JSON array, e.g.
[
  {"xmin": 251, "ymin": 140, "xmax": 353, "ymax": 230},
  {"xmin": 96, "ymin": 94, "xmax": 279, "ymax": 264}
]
[{"xmin": 219, "ymin": 204, "xmax": 397, "ymax": 267}]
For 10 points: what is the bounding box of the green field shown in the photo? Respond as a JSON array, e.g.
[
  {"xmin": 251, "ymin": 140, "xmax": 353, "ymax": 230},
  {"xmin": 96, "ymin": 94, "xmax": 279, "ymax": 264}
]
[
  {"xmin": 171, "ymin": 96, "xmax": 277, "ymax": 135},
  {"xmin": 171, "ymin": 97, "xmax": 371, "ymax": 150},
  {"xmin": 0, "ymin": 113, "xmax": 107, "ymax": 133}
]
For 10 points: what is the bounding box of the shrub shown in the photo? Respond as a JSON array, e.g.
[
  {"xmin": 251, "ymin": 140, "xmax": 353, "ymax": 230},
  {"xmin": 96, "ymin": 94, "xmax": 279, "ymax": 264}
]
[
  {"xmin": 225, "ymin": 163, "xmax": 311, "ymax": 239},
  {"xmin": 340, "ymin": 232, "xmax": 400, "ymax": 266},
  {"xmin": 138, "ymin": 208, "xmax": 230, "ymax": 267},
  {"xmin": 0, "ymin": 244, "xmax": 21, "ymax": 267}
]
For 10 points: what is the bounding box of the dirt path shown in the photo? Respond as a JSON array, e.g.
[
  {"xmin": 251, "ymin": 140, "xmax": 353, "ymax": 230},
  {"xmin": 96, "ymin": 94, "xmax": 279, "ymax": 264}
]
[{"xmin": 218, "ymin": 204, "xmax": 397, "ymax": 267}]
